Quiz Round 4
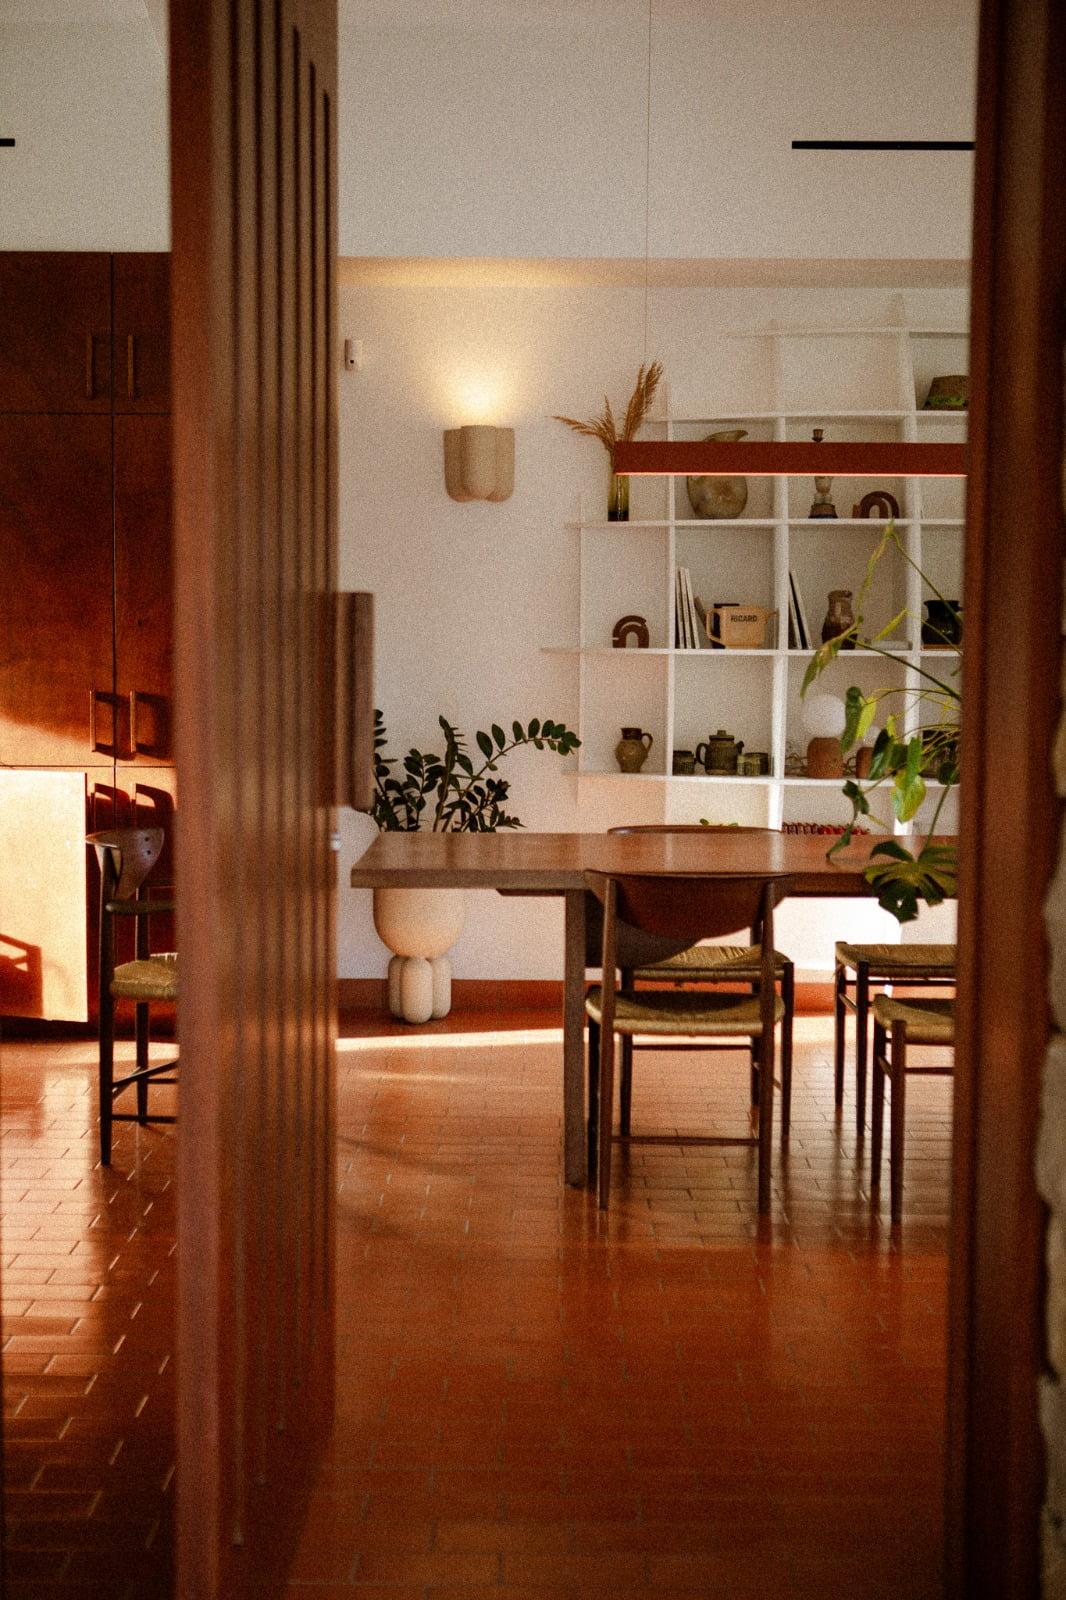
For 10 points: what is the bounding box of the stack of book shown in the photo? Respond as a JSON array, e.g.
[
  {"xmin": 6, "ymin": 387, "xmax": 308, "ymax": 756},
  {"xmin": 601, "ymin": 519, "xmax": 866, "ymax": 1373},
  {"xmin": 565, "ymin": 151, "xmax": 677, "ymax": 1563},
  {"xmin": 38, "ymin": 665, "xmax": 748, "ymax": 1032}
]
[
  {"xmin": 675, "ymin": 567, "xmax": 704, "ymax": 649},
  {"xmin": 788, "ymin": 570, "xmax": 812, "ymax": 649}
]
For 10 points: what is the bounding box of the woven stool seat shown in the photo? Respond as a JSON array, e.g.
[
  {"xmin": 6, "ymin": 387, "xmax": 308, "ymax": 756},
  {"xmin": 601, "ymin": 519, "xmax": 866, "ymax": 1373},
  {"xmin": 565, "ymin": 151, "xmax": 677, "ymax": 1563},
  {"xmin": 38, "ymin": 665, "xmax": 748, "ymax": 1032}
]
[
  {"xmin": 835, "ymin": 941, "xmax": 956, "ymax": 977},
  {"xmin": 586, "ymin": 986, "xmax": 784, "ymax": 1036},
  {"xmin": 111, "ymin": 952, "xmax": 179, "ymax": 1003},
  {"xmin": 635, "ymin": 943, "xmax": 789, "ymax": 982},
  {"xmin": 872, "ymin": 995, "xmax": 955, "ymax": 1044}
]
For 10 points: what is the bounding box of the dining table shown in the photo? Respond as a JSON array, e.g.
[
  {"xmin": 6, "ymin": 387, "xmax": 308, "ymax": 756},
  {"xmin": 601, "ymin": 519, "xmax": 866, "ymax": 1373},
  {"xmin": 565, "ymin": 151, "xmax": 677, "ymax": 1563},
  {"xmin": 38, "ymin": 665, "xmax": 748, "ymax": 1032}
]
[{"xmin": 349, "ymin": 829, "xmax": 903, "ymax": 1186}]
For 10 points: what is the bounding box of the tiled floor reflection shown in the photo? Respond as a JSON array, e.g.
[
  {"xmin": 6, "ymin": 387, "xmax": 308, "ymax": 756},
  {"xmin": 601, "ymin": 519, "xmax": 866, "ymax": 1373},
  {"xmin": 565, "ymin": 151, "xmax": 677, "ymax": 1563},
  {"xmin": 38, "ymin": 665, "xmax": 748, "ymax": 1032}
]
[
  {"xmin": 293, "ymin": 1010, "xmax": 950, "ymax": 1599},
  {"xmin": 1, "ymin": 1038, "xmax": 176, "ymax": 1600},
  {"xmin": 2, "ymin": 1010, "xmax": 951, "ymax": 1600}
]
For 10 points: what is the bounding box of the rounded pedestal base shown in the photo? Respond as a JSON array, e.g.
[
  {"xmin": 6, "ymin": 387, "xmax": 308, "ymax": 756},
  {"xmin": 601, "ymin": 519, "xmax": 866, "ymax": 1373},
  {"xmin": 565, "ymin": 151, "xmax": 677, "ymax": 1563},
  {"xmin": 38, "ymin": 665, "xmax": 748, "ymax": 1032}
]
[{"xmin": 387, "ymin": 954, "xmax": 453, "ymax": 1023}]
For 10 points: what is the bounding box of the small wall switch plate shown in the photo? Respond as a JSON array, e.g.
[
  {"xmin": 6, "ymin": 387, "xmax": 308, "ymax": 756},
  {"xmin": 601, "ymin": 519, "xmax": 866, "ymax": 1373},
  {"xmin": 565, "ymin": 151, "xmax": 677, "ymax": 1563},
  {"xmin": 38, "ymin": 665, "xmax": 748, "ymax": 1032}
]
[{"xmin": 343, "ymin": 338, "xmax": 363, "ymax": 371}]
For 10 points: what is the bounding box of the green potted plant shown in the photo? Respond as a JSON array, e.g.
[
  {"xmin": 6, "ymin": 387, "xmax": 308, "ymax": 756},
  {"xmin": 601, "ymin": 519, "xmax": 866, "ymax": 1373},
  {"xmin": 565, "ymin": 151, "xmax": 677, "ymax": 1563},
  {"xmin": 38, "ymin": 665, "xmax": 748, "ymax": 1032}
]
[
  {"xmin": 369, "ymin": 711, "xmax": 579, "ymax": 1021},
  {"xmin": 802, "ymin": 522, "xmax": 960, "ymax": 922}
]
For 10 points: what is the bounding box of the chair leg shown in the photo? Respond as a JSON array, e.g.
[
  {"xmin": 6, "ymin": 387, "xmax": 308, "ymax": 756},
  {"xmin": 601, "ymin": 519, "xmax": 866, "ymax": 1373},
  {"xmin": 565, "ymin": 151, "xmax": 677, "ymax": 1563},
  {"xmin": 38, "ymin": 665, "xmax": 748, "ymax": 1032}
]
[
  {"xmin": 749, "ymin": 984, "xmax": 760, "ymax": 1106},
  {"xmin": 757, "ymin": 1025, "xmax": 774, "ymax": 1216},
  {"xmin": 99, "ymin": 990, "xmax": 115, "ymax": 1166},
  {"xmin": 619, "ymin": 1036, "xmax": 633, "ymax": 1137},
  {"xmin": 598, "ymin": 1023, "xmax": 617, "ymax": 1211},
  {"xmin": 871, "ymin": 1018, "xmax": 886, "ymax": 1190},
  {"xmin": 890, "ymin": 1024, "xmax": 908, "ymax": 1226},
  {"xmin": 855, "ymin": 963, "xmax": 871, "ymax": 1138},
  {"xmin": 833, "ymin": 962, "xmax": 847, "ymax": 1106},
  {"xmin": 587, "ymin": 1017, "xmax": 600, "ymax": 1184},
  {"xmin": 781, "ymin": 963, "xmax": 795, "ymax": 1139},
  {"xmin": 135, "ymin": 1001, "xmax": 149, "ymax": 1122}
]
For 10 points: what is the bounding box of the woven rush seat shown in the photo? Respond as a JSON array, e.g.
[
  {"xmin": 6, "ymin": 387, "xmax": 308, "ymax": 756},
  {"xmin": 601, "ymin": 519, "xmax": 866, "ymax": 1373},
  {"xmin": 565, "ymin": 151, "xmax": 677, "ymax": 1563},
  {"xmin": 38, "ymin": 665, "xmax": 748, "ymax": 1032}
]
[
  {"xmin": 835, "ymin": 941, "xmax": 957, "ymax": 977},
  {"xmin": 111, "ymin": 952, "xmax": 179, "ymax": 1003},
  {"xmin": 872, "ymin": 994, "xmax": 955, "ymax": 1044},
  {"xmin": 636, "ymin": 943, "xmax": 789, "ymax": 981},
  {"xmin": 586, "ymin": 985, "xmax": 785, "ymax": 1036}
]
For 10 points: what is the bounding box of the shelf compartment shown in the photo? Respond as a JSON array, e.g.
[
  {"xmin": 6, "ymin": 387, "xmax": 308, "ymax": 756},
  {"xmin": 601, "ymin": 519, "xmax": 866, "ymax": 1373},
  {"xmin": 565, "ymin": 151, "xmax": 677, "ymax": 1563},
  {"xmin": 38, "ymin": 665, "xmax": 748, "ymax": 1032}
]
[{"xmin": 673, "ymin": 652, "xmax": 775, "ymax": 774}]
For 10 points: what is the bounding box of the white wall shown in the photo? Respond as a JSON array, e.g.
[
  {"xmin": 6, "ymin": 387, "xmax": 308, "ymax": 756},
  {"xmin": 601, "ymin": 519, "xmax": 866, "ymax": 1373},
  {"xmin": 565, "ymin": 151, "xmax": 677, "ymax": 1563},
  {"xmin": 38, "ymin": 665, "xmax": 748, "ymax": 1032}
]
[
  {"xmin": 339, "ymin": 0, "xmax": 978, "ymax": 261},
  {"xmin": 337, "ymin": 280, "xmax": 964, "ymax": 982},
  {"xmin": 0, "ymin": 1, "xmax": 977, "ymax": 260},
  {"xmin": 0, "ymin": 0, "xmax": 169, "ymax": 251}
]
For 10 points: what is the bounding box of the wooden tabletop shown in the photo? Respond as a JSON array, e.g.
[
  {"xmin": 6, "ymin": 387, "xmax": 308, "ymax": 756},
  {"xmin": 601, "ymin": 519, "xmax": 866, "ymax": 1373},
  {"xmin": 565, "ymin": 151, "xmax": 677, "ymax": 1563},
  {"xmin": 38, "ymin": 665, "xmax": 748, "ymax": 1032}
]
[{"xmin": 349, "ymin": 830, "xmax": 912, "ymax": 896}]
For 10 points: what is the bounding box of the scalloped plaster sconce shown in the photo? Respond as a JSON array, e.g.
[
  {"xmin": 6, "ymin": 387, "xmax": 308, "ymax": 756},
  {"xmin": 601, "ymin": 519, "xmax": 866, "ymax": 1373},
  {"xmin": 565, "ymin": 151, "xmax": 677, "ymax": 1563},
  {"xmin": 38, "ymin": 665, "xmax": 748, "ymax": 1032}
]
[{"xmin": 444, "ymin": 425, "xmax": 515, "ymax": 502}]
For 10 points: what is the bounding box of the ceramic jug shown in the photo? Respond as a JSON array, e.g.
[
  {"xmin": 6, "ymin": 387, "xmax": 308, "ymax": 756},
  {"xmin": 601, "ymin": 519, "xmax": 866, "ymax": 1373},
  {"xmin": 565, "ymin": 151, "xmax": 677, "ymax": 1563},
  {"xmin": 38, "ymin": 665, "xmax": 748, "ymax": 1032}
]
[
  {"xmin": 615, "ymin": 727, "xmax": 653, "ymax": 773},
  {"xmin": 697, "ymin": 730, "xmax": 743, "ymax": 774},
  {"xmin": 821, "ymin": 589, "xmax": 856, "ymax": 646}
]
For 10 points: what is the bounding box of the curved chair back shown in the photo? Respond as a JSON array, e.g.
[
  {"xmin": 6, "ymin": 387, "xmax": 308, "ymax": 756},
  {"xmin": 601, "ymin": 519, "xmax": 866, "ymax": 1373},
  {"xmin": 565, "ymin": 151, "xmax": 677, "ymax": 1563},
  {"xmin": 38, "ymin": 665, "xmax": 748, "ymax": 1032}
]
[
  {"xmin": 88, "ymin": 828, "xmax": 165, "ymax": 902},
  {"xmin": 586, "ymin": 870, "xmax": 789, "ymax": 945}
]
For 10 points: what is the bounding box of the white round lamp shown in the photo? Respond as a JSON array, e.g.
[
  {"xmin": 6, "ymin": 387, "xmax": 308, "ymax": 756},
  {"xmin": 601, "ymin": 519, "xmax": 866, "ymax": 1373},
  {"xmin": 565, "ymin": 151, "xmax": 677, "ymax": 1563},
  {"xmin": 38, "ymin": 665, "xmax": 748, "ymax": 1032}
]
[{"xmin": 802, "ymin": 693, "xmax": 846, "ymax": 779}]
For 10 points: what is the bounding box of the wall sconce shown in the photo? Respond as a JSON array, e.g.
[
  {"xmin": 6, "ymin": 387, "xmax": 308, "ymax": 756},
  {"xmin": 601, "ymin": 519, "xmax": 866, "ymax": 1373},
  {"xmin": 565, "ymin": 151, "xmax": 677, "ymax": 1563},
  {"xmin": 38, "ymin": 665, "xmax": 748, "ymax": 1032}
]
[{"xmin": 444, "ymin": 425, "xmax": 515, "ymax": 502}]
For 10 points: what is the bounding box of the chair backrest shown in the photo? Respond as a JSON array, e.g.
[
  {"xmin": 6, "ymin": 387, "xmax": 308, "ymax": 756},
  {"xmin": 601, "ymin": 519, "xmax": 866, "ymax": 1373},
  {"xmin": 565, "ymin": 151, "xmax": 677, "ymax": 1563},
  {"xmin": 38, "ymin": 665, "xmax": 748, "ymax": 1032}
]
[
  {"xmin": 87, "ymin": 828, "xmax": 165, "ymax": 901},
  {"xmin": 585, "ymin": 870, "xmax": 790, "ymax": 945}
]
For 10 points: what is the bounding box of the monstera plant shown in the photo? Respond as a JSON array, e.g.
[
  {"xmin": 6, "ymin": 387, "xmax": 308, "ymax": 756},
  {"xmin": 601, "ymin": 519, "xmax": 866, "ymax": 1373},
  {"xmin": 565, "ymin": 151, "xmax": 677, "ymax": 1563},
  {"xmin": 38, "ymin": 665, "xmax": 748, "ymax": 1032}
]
[{"xmin": 802, "ymin": 522, "xmax": 960, "ymax": 922}]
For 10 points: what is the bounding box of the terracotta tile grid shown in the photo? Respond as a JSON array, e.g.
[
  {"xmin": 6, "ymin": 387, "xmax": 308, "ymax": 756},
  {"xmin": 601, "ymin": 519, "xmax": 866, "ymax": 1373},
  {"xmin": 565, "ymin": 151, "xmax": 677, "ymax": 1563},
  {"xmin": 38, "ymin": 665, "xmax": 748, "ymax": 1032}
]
[
  {"xmin": 1, "ymin": 1014, "xmax": 951, "ymax": 1599},
  {"xmin": 1, "ymin": 1038, "xmax": 176, "ymax": 1600}
]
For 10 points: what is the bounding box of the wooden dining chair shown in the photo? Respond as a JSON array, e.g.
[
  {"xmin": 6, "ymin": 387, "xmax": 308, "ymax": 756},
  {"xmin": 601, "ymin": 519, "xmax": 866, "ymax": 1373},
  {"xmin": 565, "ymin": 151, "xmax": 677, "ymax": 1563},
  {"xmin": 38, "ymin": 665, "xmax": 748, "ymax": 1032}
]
[
  {"xmin": 88, "ymin": 828, "xmax": 178, "ymax": 1164},
  {"xmin": 871, "ymin": 995, "xmax": 955, "ymax": 1224},
  {"xmin": 605, "ymin": 826, "xmax": 796, "ymax": 1139},
  {"xmin": 585, "ymin": 870, "xmax": 791, "ymax": 1214},
  {"xmin": 834, "ymin": 942, "xmax": 956, "ymax": 1135}
]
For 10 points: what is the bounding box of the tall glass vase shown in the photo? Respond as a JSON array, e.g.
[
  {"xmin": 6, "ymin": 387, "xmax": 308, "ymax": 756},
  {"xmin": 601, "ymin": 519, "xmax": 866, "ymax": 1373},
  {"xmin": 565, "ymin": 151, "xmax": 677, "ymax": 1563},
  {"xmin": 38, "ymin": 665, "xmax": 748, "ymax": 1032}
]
[{"xmin": 607, "ymin": 468, "xmax": 629, "ymax": 522}]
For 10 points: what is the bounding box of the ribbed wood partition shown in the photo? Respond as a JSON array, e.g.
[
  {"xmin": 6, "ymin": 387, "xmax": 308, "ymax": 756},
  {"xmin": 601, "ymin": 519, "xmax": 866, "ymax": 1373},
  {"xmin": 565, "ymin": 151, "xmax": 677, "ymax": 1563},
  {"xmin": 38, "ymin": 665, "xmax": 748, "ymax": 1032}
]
[{"xmin": 170, "ymin": 2, "xmax": 338, "ymax": 1595}]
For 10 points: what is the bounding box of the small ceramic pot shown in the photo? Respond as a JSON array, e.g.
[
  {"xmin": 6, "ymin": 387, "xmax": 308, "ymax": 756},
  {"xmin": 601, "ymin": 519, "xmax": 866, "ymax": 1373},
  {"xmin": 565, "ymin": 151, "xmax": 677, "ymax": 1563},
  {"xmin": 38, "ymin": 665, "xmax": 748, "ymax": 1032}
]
[
  {"xmin": 686, "ymin": 428, "xmax": 749, "ymax": 520},
  {"xmin": 672, "ymin": 749, "xmax": 697, "ymax": 776},
  {"xmin": 615, "ymin": 727, "xmax": 653, "ymax": 773},
  {"xmin": 738, "ymin": 750, "xmax": 770, "ymax": 777},
  {"xmin": 807, "ymin": 737, "xmax": 844, "ymax": 780},
  {"xmin": 922, "ymin": 599, "xmax": 962, "ymax": 647}
]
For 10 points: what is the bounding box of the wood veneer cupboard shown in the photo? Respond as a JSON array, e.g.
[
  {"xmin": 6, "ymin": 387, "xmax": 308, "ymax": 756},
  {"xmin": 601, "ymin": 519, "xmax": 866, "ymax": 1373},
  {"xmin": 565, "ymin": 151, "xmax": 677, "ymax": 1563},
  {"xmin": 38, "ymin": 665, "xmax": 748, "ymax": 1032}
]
[{"xmin": 0, "ymin": 251, "xmax": 173, "ymax": 1021}]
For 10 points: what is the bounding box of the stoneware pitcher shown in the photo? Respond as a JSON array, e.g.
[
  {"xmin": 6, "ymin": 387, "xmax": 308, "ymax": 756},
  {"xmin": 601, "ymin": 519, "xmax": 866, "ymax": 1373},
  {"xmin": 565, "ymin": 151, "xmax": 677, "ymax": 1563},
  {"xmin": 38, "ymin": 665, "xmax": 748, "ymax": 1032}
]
[{"xmin": 615, "ymin": 727, "xmax": 653, "ymax": 773}]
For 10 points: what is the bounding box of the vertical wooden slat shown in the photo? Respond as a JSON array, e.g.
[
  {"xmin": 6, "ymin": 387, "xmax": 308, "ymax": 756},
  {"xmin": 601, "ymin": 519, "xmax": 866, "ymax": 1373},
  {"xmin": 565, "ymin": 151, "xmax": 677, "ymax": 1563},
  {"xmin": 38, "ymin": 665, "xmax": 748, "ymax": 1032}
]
[
  {"xmin": 947, "ymin": 0, "xmax": 1066, "ymax": 1594},
  {"xmin": 171, "ymin": 2, "xmax": 338, "ymax": 1595}
]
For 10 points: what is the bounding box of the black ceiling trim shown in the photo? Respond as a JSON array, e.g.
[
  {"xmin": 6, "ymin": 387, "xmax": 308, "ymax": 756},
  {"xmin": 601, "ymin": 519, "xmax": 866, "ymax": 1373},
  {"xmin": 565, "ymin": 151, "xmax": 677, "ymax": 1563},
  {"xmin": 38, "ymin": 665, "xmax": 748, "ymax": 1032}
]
[{"xmin": 792, "ymin": 139, "xmax": 974, "ymax": 151}]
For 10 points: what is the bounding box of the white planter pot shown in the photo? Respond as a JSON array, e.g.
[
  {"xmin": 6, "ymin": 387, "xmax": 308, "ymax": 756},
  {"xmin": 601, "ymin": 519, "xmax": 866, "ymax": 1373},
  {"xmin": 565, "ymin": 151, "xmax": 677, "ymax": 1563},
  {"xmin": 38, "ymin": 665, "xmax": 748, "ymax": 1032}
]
[{"xmin": 372, "ymin": 886, "xmax": 466, "ymax": 1023}]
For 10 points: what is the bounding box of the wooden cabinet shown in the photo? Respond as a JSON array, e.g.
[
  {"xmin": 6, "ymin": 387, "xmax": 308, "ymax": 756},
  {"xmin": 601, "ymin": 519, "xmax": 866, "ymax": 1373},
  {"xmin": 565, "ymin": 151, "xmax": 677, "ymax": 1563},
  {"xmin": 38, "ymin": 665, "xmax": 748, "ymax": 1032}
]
[
  {"xmin": 115, "ymin": 415, "xmax": 173, "ymax": 763},
  {"xmin": 0, "ymin": 253, "xmax": 173, "ymax": 1020},
  {"xmin": 113, "ymin": 254, "xmax": 170, "ymax": 415},
  {"xmin": 0, "ymin": 253, "xmax": 113, "ymax": 413},
  {"xmin": 0, "ymin": 414, "xmax": 115, "ymax": 766}
]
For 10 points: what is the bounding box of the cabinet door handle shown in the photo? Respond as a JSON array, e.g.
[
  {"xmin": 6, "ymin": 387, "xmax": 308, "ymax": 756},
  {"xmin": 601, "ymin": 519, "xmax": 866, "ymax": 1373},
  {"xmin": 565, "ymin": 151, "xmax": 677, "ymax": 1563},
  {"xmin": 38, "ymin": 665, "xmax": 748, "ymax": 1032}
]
[
  {"xmin": 126, "ymin": 334, "xmax": 136, "ymax": 399},
  {"xmin": 89, "ymin": 688, "xmax": 117, "ymax": 755},
  {"xmin": 85, "ymin": 332, "xmax": 95, "ymax": 399}
]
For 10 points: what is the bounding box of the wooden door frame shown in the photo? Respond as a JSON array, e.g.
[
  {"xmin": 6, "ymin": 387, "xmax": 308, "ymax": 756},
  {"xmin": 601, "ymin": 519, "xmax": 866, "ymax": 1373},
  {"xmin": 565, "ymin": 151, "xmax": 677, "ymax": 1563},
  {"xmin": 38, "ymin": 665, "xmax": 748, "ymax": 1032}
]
[{"xmin": 948, "ymin": 0, "xmax": 1066, "ymax": 1593}]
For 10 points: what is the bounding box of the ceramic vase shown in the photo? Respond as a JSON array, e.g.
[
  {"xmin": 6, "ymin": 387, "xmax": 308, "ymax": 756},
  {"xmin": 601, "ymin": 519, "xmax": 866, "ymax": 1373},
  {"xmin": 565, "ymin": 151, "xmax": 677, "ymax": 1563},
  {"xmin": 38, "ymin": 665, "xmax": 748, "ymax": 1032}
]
[
  {"xmin": 607, "ymin": 469, "xmax": 630, "ymax": 522},
  {"xmin": 686, "ymin": 428, "xmax": 749, "ymax": 519},
  {"xmin": 372, "ymin": 887, "xmax": 466, "ymax": 1024},
  {"xmin": 821, "ymin": 589, "xmax": 856, "ymax": 646},
  {"xmin": 615, "ymin": 727, "xmax": 653, "ymax": 772}
]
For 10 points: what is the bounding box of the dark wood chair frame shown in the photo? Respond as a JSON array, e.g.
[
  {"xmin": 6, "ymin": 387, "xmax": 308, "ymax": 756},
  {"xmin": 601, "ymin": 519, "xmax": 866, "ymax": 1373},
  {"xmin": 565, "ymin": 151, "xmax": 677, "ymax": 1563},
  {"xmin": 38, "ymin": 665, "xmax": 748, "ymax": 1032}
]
[
  {"xmin": 871, "ymin": 1010, "xmax": 955, "ymax": 1225},
  {"xmin": 586, "ymin": 870, "xmax": 790, "ymax": 1214},
  {"xmin": 834, "ymin": 953, "xmax": 955, "ymax": 1136},
  {"xmin": 88, "ymin": 828, "xmax": 178, "ymax": 1164},
  {"xmin": 605, "ymin": 826, "xmax": 796, "ymax": 1142}
]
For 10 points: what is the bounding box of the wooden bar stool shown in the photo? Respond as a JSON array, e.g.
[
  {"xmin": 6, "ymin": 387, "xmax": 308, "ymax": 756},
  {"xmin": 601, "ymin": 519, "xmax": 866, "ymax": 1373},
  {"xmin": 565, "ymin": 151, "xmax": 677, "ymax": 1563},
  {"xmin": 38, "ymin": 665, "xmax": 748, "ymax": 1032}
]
[
  {"xmin": 871, "ymin": 995, "xmax": 955, "ymax": 1224},
  {"xmin": 88, "ymin": 828, "xmax": 178, "ymax": 1164},
  {"xmin": 834, "ymin": 942, "xmax": 956, "ymax": 1136}
]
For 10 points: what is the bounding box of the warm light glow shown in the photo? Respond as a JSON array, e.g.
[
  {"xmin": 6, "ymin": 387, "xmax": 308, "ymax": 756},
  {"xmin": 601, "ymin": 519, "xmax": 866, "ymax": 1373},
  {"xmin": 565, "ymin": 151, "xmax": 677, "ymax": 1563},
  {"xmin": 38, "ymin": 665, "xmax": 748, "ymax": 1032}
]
[
  {"xmin": 434, "ymin": 363, "xmax": 512, "ymax": 426},
  {"xmin": 336, "ymin": 1028, "xmax": 563, "ymax": 1054}
]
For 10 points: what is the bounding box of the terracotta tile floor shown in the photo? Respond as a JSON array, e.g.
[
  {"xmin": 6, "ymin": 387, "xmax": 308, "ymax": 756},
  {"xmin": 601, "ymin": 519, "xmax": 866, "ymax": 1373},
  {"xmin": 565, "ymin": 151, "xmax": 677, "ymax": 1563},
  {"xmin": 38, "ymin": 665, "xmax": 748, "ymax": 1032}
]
[{"xmin": 2, "ymin": 1010, "xmax": 952, "ymax": 1599}]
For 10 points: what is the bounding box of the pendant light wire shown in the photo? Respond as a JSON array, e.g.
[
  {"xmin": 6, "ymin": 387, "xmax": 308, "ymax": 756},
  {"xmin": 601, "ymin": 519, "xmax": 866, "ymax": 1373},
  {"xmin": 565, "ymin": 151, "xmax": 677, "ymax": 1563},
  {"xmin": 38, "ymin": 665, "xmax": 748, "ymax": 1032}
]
[{"xmin": 642, "ymin": 0, "xmax": 653, "ymax": 364}]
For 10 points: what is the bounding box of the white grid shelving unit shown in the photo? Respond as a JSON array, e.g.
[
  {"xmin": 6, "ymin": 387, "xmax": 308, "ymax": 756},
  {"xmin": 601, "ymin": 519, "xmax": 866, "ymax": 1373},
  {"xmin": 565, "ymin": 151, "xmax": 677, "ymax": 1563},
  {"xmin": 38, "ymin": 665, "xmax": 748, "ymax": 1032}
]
[{"xmin": 546, "ymin": 303, "xmax": 965, "ymax": 837}]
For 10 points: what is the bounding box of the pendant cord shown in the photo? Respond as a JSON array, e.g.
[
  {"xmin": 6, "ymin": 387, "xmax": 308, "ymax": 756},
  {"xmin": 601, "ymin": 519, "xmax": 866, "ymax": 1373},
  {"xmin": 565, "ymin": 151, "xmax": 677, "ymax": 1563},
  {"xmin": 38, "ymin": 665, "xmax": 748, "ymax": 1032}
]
[{"xmin": 642, "ymin": 0, "xmax": 653, "ymax": 364}]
